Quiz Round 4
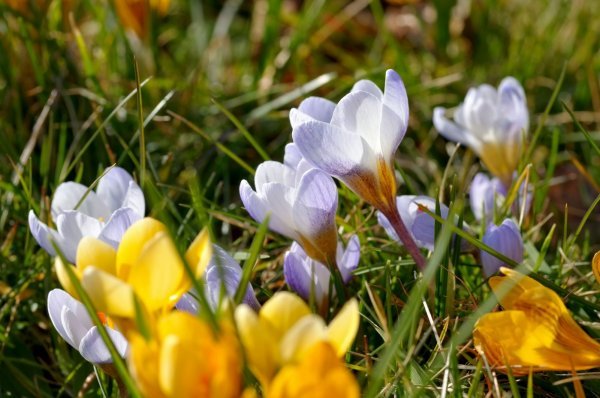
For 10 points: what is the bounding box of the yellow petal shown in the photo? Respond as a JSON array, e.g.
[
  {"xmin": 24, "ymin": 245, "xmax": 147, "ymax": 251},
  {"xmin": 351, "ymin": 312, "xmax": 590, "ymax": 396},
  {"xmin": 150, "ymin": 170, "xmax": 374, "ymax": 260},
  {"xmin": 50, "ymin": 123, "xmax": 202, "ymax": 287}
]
[
  {"xmin": 235, "ymin": 304, "xmax": 278, "ymax": 384},
  {"xmin": 593, "ymin": 251, "xmax": 600, "ymax": 286},
  {"xmin": 326, "ymin": 298, "xmax": 360, "ymax": 357},
  {"xmin": 184, "ymin": 229, "xmax": 212, "ymax": 279},
  {"xmin": 76, "ymin": 237, "xmax": 117, "ymax": 276},
  {"xmin": 54, "ymin": 257, "xmax": 80, "ymax": 299},
  {"xmin": 260, "ymin": 292, "xmax": 310, "ymax": 339},
  {"xmin": 116, "ymin": 217, "xmax": 166, "ymax": 280},
  {"xmin": 128, "ymin": 333, "xmax": 165, "ymax": 398},
  {"xmin": 280, "ymin": 315, "xmax": 327, "ymax": 363},
  {"xmin": 81, "ymin": 266, "xmax": 135, "ymax": 318},
  {"xmin": 128, "ymin": 232, "xmax": 185, "ymax": 311}
]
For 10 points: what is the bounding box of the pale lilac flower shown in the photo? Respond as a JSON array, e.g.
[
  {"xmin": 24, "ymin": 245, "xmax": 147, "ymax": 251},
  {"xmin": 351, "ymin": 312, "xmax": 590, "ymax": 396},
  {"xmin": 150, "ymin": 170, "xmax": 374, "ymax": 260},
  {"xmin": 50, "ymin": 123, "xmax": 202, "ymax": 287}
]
[
  {"xmin": 176, "ymin": 245, "xmax": 260, "ymax": 313},
  {"xmin": 292, "ymin": 69, "xmax": 408, "ymax": 214},
  {"xmin": 47, "ymin": 289, "xmax": 127, "ymax": 364},
  {"xmin": 283, "ymin": 235, "xmax": 360, "ymax": 306},
  {"xmin": 239, "ymin": 144, "xmax": 338, "ymax": 265},
  {"xmin": 481, "ymin": 219, "xmax": 524, "ymax": 277},
  {"xmin": 469, "ymin": 172, "xmax": 532, "ymax": 222},
  {"xmin": 434, "ymin": 77, "xmax": 528, "ymax": 186},
  {"xmin": 29, "ymin": 167, "xmax": 144, "ymax": 263}
]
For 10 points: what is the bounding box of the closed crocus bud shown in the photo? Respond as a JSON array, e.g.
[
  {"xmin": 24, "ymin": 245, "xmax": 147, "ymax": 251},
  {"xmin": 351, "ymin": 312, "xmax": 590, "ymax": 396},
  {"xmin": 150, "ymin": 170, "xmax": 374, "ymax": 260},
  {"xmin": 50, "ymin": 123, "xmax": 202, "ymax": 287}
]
[
  {"xmin": 469, "ymin": 173, "xmax": 507, "ymax": 221},
  {"xmin": 239, "ymin": 145, "xmax": 339, "ymax": 265},
  {"xmin": 176, "ymin": 245, "xmax": 261, "ymax": 313},
  {"xmin": 481, "ymin": 219, "xmax": 523, "ymax": 277},
  {"xmin": 434, "ymin": 77, "xmax": 528, "ymax": 186},
  {"xmin": 283, "ymin": 236, "xmax": 360, "ymax": 307},
  {"xmin": 47, "ymin": 289, "xmax": 127, "ymax": 364},
  {"xmin": 29, "ymin": 167, "xmax": 145, "ymax": 263},
  {"xmin": 292, "ymin": 69, "xmax": 408, "ymax": 214}
]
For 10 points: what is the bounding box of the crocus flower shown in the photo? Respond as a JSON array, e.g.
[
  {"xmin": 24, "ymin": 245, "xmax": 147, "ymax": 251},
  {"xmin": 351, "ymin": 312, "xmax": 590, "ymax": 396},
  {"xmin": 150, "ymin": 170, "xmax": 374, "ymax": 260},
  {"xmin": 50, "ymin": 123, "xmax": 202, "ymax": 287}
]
[
  {"xmin": 234, "ymin": 292, "xmax": 359, "ymax": 388},
  {"xmin": 129, "ymin": 311, "xmax": 242, "ymax": 398},
  {"xmin": 283, "ymin": 236, "xmax": 360, "ymax": 307},
  {"xmin": 266, "ymin": 341, "xmax": 360, "ymax": 398},
  {"xmin": 292, "ymin": 70, "xmax": 427, "ymax": 269},
  {"xmin": 47, "ymin": 289, "xmax": 127, "ymax": 364},
  {"xmin": 176, "ymin": 245, "xmax": 261, "ymax": 313},
  {"xmin": 29, "ymin": 166, "xmax": 145, "ymax": 263},
  {"xmin": 239, "ymin": 144, "xmax": 338, "ymax": 265},
  {"xmin": 292, "ymin": 69, "xmax": 407, "ymax": 216},
  {"xmin": 469, "ymin": 172, "xmax": 533, "ymax": 222},
  {"xmin": 55, "ymin": 218, "xmax": 211, "ymax": 329},
  {"xmin": 474, "ymin": 267, "xmax": 600, "ymax": 375},
  {"xmin": 434, "ymin": 77, "xmax": 528, "ymax": 186},
  {"xmin": 481, "ymin": 219, "xmax": 523, "ymax": 277}
]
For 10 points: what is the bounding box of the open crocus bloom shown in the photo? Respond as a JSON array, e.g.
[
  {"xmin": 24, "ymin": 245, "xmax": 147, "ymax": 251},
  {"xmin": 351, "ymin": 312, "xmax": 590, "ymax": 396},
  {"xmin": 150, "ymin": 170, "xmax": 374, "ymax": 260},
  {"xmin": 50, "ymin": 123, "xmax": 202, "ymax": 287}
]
[
  {"xmin": 176, "ymin": 245, "xmax": 261, "ymax": 314},
  {"xmin": 292, "ymin": 69, "xmax": 408, "ymax": 214},
  {"xmin": 434, "ymin": 77, "xmax": 528, "ymax": 186},
  {"xmin": 54, "ymin": 218, "xmax": 211, "ymax": 325},
  {"xmin": 29, "ymin": 167, "xmax": 145, "ymax": 263},
  {"xmin": 129, "ymin": 311, "xmax": 242, "ymax": 398},
  {"xmin": 474, "ymin": 268, "xmax": 600, "ymax": 375},
  {"xmin": 481, "ymin": 219, "xmax": 523, "ymax": 277},
  {"xmin": 47, "ymin": 289, "xmax": 127, "ymax": 364},
  {"xmin": 240, "ymin": 144, "xmax": 339, "ymax": 265},
  {"xmin": 266, "ymin": 341, "xmax": 360, "ymax": 398},
  {"xmin": 283, "ymin": 236, "xmax": 360, "ymax": 308},
  {"xmin": 234, "ymin": 292, "xmax": 359, "ymax": 388}
]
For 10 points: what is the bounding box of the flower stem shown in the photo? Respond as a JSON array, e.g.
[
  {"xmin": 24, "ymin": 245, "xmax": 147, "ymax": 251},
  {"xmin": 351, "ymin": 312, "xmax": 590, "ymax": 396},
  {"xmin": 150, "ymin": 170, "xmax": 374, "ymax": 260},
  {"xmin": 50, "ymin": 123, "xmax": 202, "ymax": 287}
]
[{"xmin": 383, "ymin": 207, "xmax": 427, "ymax": 270}]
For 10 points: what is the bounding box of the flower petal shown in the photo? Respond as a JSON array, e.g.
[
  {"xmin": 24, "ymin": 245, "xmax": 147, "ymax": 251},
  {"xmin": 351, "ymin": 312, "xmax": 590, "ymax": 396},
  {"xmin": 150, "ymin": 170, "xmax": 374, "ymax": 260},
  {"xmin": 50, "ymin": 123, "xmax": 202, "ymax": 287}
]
[
  {"xmin": 280, "ymin": 314, "xmax": 327, "ymax": 363},
  {"xmin": 593, "ymin": 251, "xmax": 600, "ymax": 286},
  {"xmin": 81, "ymin": 266, "xmax": 135, "ymax": 318},
  {"xmin": 28, "ymin": 210, "xmax": 58, "ymax": 256},
  {"xmin": 61, "ymin": 306, "xmax": 93, "ymax": 348},
  {"xmin": 115, "ymin": 217, "xmax": 167, "ymax": 280},
  {"xmin": 98, "ymin": 207, "xmax": 142, "ymax": 248},
  {"xmin": 55, "ymin": 211, "xmax": 104, "ymax": 262},
  {"xmin": 337, "ymin": 235, "xmax": 360, "ymax": 284},
  {"xmin": 380, "ymin": 69, "xmax": 409, "ymax": 162},
  {"xmin": 290, "ymin": 96, "xmax": 336, "ymax": 128},
  {"xmin": 326, "ymin": 298, "xmax": 359, "ymax": 357},
  {"xmin": 96, "ymin": 167, "xmax": 136, "ymax": 213},
  {"xmin": 76, "ymin": 237, "xmax": 117, "ymax": 276},
  {"xmin": 255, "ymin": 161, "xmax": 295, "ymax": 191},
  {"xmin": 293, "ymin": 120, "xmax": 366, "ymax": 177},
  {"xmin": 185, "ymin": 229, "xmax": 212, "ymax": 279},
  {"xmin": 259, "ymin": 292, "xmax": 311, "ymax": 339},
  {"xmin": 481, "ymin": 219, "xmax": 523, "ymax": 277},
  {"xmin": 51, "ymin": 182, "xmax": 110, "ymax": 220},
  {"xmin": 352, "ymin": 79, "xmax": 383, "ymax": 99},
  {"xmin": 433, "ymin": 107, "xmax": 481, "ymax": 151},
  {"xmin": 283, "ymin": 143, "xmax": 304, "ymax": 169},
  {"xmin": 79, "ymin": 326, "xmax": 128, "ymax": 364},
  {"xmin": 283, "ymin": 243, "xmax": 330, "ymax": 304},
  {"xmin": 47, "ymin": 289, "xmax": 92, "ymax": 348}
]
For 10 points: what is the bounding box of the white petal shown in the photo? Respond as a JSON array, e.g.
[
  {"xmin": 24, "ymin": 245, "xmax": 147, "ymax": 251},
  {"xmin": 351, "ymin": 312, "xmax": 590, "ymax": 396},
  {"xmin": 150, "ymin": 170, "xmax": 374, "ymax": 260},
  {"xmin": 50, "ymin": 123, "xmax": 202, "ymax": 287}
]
[
  {"xmin": 29, "ymin": 210, "xmax": 58, "ymax": 256},
  {"xmin": 330, "ymin": 90, "xmax": 383, "ymax": 155},
  {"xmin": 292, "ymin": 169, "xmax": 338, "ymax": 240},
  {"xmin": 338, "ymin": 235, "xmax": 360, "ymax": 283},
  {"xmin": 293, "ymin": 120, "xmax": 366, "ymax": 177},
  {"xmin": 283, "ymin": 143, "xmax": 304, "ymax": 169},
  {"xmin": 61, "ymin": 306, "xmax": 92, "ymax": 348},
  {"xmin": 262, "ymin": 182, "xmax": 298, "ymax": 239},
  {"xmin": 47, "ymin": 289, "xmax": 88, "ymax": 348},
  {"xmin": 289, "ymin": 97, "xmax": 336, "ymax": 128},
  {"xmin": 51, "ymin": 182, "xmax": 110, "ymax": 221},
  {"xmin": 79, "ymin": 326, "xmax": 128, "ymax": 364},
  {"xmin": 96, "ymin": 167, "xmax": 135, "ymax": 213},
  {"xmin": 255, "ymin": 161, "xmax": 294, "ymax": 191},
  {"xmin": 98, "ymin": 208, "xmax": 142, "ymax": 248},
  {"xmin": 380, "ymin": 70, "xmax": 409, "ymax": 162},
  {"xmin": 433, "ymin": 107, "xmax": 481, "ymax": 150},
  {"xmin": 352, "ymin": 79, "xmax": 383, "ymax": 99},
  {"xmin": 55, "ymin": 211, "xmax": 103, "ymax": 262}
]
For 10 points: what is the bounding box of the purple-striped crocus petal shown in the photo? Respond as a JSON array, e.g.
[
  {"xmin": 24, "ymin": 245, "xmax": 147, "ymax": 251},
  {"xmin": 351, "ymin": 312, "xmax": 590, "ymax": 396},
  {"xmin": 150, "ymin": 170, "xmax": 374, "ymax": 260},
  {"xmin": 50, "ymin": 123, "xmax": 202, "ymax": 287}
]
[
  {"xmin": 175, "ymin": 292, "xmax": 199, "ymax": 314},
  {"xmin": 55, "ymin": 211, "xmax": 103, "ymax": 262},
  {"xmin": 97, "ymin": 207, "xmax": 142, "ymax": 248},
  {"xmin": 283, "ymin": 242, "xmax": 331, "ymax": 305},
  {"xmin": 255, "ymin": 161, "xmax": 295, "ymax": 191},
  {"xmin": 469, "ymin": 173, "xmax": 506, "ymax": 221},
  {"xmin": 481, "ymin": 219, "xmax": 523, "ymax": 277},
  {"xmin": 498, "ymin": 77, "xmax": 528, "ymax": 134},
  {"xmin": 289, "ymin": 96, "xmax": 336, "ymax": 128},
  {"xmin": 352, "ymin": 79, "xmax": 383, "ymax": 98},
  {"xmin": 239, "ymin": 180, "xmax": 298, "ymax": 240},
  {"xmin": 48, "ymin": 289, "xmax": 94, "ymax": 349},
  {"xmin": 205, "ymin": 245, "xmax": 261, "ymax": 311},
  {"xmin": 337, "ymin": 234, "xmax": 360, "ymax": 284},
  {"xmin": 292, "ymin": 169, "xmax": 338, "ymax": 245},
  {"xmin": 96, "ymin": 167, "xmax": 135, "ymax": 214},
  {"xmin": 433, "ymin": 107, "xmax": 481, "ymax": 151},
  {"xmin": 28, "ymin": 210, "xmax": 59, "ymax": 256},
  {"xmin": 377, "ymin": 195, "xmax": 418, "ymax": 243},
  {"xmin": 380, "ymin": 69, "xmax": 409, "ymax": 163},
  {"xmin": 292, "ymin": 120, "xmax": 367, "ymax": 177},
  {"xmin": 51, "ymin": 182, "xmax": 110, "ymax": 221},
  {"xmin": 410, "ymin": 196, "xmax": 446, "ymax": 251},
  {"xmin": 79, "ymin": 327, "xmax": 128, "ymax": 364}
]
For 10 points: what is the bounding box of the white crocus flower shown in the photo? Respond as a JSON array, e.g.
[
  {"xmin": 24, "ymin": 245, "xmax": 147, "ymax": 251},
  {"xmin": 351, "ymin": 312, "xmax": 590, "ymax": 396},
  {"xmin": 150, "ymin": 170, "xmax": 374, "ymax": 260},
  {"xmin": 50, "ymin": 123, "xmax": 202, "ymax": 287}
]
[
  {"xmin": 29, "ymin": 167, "xmax": 145, "ymax": 263},
  {"xmin": 47, "ymin": 289, "xmax": 128, "ymax": 364},
  {"xmin": 434, "ymin": 77, "xmax": 528, "ymax": 186}
]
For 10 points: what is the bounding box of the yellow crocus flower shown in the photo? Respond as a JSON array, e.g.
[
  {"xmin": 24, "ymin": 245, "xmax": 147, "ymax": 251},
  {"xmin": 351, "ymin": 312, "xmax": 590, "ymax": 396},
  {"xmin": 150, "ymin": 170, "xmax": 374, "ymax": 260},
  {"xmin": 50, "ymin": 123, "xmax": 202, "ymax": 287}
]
[
  {"xmin": 128, "ymin": 311, "xmax": 242, "ymax": 398},
  {"xmin": 55, "ymin": 217, "xmax": 211, "ymax": 322},
  {"xmin": 267, "ymin": 341, "xmax": 360, "ymax": 398},
  {"xmin": 474, "ymin": 267, "xmax": 600, "ymax": 375},
  {"xmin": 234, "ymin": 291, "xmax": 359, "ymax": 388}
]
